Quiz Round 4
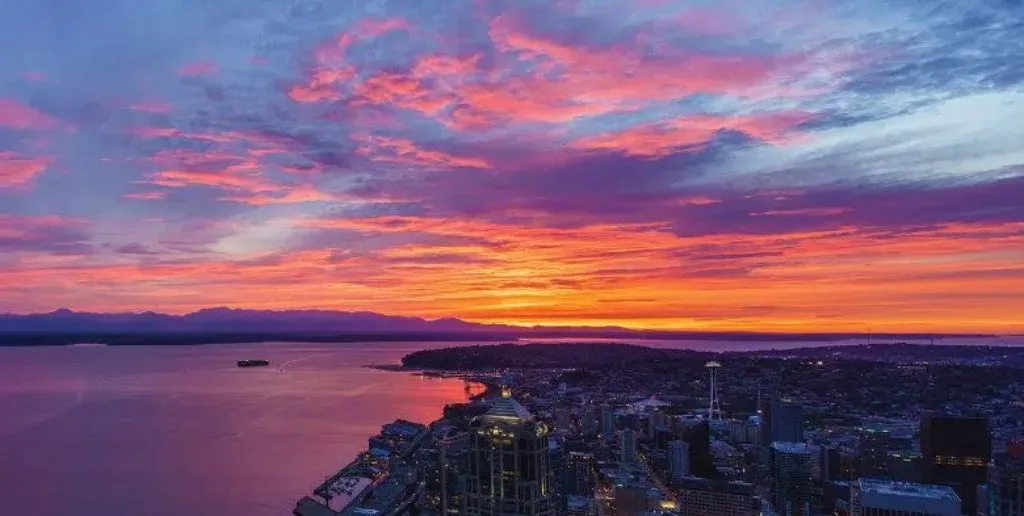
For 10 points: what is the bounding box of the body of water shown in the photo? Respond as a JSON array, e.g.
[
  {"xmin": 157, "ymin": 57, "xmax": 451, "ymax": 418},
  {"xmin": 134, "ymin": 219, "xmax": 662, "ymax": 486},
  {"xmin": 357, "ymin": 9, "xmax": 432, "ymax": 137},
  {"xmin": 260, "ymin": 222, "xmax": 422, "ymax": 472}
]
[
  {"xmin": 2, "ymin": 336, "xmax": 1021, "ymax": 516},
  {"xmin": 0, "ymin": 342, "xmax": 476, "ymax": 516}
]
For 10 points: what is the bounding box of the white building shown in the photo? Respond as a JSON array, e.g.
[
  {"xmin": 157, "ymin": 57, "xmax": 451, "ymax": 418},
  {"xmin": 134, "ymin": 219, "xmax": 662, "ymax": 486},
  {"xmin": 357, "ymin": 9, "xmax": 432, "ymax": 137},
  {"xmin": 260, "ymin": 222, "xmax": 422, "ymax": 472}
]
[{"xmin": 850, "ymin": 478, "xmax": 961, "ymax": 516}]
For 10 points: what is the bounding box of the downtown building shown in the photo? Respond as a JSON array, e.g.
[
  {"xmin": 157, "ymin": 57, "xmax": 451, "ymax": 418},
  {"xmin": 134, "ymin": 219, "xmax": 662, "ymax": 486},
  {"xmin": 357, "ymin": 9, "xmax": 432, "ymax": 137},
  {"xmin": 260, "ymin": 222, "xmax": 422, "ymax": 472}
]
[
  {"xmin": 920, "ymin": 414, "xmax": 991, "ymax": 513},
  {"xmin": 675, "ymin": 477, "xmax": 761, "ymax": 516},
  {"xmin": 849, "ymin": 478, "xmax": 960, "ymax": 516},
  {"xmin": 763, "ymin": 398, "xmax": 806, "ymax": 446},
  {"xmin": 980, "ymin": 439, "xmax": 1024, "ymax": 516},
  {"xmin": 463, "ymin": 391, "xmax": 556, "ymax": 516},
  {"xmin": 770, "ymin": 441, "xmax": 821, "ymax": 516}
]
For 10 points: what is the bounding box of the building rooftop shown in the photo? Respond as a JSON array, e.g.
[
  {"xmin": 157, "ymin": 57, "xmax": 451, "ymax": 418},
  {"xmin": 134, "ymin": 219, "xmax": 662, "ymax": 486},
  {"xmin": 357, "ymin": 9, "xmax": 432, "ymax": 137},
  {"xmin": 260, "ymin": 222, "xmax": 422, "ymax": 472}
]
[
  {"xmin": 857, "ymin": 479, "xmax": 960, "ymax": 502},
  {"xmin": 483, "ymin": 396, "xmax": 534, "ymax": 421},
  {"xmin": 771, "ymin": 441, "xmax": 817, "ymax": 454}
]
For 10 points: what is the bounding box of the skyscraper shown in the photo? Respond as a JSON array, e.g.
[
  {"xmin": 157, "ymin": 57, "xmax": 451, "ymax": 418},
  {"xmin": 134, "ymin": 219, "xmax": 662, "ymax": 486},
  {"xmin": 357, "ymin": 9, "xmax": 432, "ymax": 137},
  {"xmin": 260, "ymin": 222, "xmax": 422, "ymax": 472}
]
[
  {"xmin": 858, "ymin": 427, "xmax": 892, "ymax": 478},
  {"xmin": 601, "ymin": 408, "xmax": 616, "ymax": 441},
  {"xmin": 681, "ymin": 419, "xmax": 716, "ymax": 478},
  {"xmin": 620, "ymin": 429, "xmax": 637, "ymax": 464},
  {"xmin": 463, "ymin": 393, "xmax": 555, "ymax": 516},
  {"xmin": 920, "ymin": 414, "xmax": 991, "ymax": 513},
  {"xmin": 566, "ymin": 452, "xmax": 595, "ymax": 496},
  {"xmin": 982, "ymin": 438, "xmax": 1024, "ymax": 516},
  {"xmin": 668, "ymin": 440, "xmax": 690, "ymax": 481},
  {"xmin": 770, "ymin": 442, "xmax": 820, "ymax": 516},
  {"xmin": 549, "ymin": 437, "xmax": 568, "ymax": 516},
  {"xmin": 849, "ymin": 478, "xmax": 960, "ymax": 516},
  {"xmin": 763, "ymin": 398, "xmax": 805, "ymax": 446},
  {"xmin": 554, "ymin": 408, "xmax": 573, "ymax": 435}
]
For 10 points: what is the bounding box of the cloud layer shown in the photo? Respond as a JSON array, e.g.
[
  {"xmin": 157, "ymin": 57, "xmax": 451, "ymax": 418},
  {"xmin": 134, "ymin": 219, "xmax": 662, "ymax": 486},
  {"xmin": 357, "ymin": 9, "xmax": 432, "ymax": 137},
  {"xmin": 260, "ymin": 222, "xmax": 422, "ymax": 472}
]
[{"xmin": 1, "ymin": 0, "xmax": 1022, "ymax": 332}]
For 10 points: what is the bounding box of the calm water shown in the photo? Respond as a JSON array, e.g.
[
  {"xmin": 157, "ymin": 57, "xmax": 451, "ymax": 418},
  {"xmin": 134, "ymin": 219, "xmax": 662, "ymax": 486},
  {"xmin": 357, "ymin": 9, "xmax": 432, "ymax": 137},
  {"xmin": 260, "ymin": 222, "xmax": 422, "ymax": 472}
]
[
  {"xmin": 0, "ymin": 342, "xmax": 477, "ymax": 516},
  {"xmin": 2, "ymin": 337, "xmax": 1020, "ymax": 516}
]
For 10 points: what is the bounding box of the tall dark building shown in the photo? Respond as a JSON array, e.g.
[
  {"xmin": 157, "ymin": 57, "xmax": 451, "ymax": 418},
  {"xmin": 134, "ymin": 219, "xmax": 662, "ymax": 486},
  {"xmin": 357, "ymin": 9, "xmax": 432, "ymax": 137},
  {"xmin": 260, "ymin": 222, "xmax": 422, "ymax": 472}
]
[
  {"xmin": 676, "ymin": 477, "xmax": 761, "ymax": 516},
  {"xmin": 463, "ymin": 393, "xmax": 555, "ymax": 516},
  {"xmin": 770, "ymin": 442, "xmax": 820, "ymax": 516},
  {"xmin": 920, "ymin": 414, "xmax": 991, "ymax": 514},
  {"xmin": 682, "ymin": 420, "xmax": 716, "ymax": 478},
  {"xmin": 857, "ymin": 428, "xmax": 891, "ymax": 478},
  {"xmin": 566, "ymin": 452, "xmax": 595, "ymax": 496},
  {"xmin": 981, "ymin": 438, "xmax": 1024, "ymax": 516},
  {"xmin": 549, "ymin": 437, "xmax": 568, "ymax": 516},
  {"xmin": 763, "ymin": 398, "xmax": 805, "ymax": 446}
]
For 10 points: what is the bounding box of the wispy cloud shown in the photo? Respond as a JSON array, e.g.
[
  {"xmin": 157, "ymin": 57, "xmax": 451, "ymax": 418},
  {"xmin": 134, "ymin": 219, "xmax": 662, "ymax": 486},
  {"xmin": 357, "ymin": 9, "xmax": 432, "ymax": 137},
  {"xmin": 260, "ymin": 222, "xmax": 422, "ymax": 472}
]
[{"xmin": 0, "ymin": 0, "xmax": 1021, "ymax": 331}]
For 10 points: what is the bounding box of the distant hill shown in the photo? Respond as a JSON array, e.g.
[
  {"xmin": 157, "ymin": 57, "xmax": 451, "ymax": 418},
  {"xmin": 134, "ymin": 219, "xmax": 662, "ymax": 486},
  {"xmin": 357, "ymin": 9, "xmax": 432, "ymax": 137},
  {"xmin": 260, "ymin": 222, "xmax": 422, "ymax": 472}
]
[
  {"xmin": 0, "ymin": 308, "xmax": 993, "ymax": 346},
  {"xmin": 0, "ymin": 307, "xmax": 487, "ymax": 334}
]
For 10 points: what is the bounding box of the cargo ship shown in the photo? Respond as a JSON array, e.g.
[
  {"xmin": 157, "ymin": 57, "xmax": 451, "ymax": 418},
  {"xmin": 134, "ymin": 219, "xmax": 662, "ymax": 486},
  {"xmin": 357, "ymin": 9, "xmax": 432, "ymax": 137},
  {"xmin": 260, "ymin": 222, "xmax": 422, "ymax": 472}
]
[{"xmin": 237, "ymin": 359, "xmax": 270, "ymax": 368}]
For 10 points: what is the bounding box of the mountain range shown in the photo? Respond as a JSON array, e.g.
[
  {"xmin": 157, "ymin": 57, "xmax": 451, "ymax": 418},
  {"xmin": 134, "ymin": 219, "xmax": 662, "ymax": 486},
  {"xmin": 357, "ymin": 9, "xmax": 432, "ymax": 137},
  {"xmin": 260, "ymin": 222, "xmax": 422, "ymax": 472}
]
[{"xmin": 0, "ymin": 308, "xmax": 988, "ymax": 344}]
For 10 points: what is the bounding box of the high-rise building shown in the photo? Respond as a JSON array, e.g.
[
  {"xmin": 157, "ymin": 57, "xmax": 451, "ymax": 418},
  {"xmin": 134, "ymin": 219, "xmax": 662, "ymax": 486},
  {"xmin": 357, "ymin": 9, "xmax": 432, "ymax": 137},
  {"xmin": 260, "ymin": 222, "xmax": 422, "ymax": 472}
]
[
  {"xmin": 849, "ymin": 478, "xmax": 960, "ymax": 516},
  {"xmin": 601, "ymin": 408, "xmax": 616, "ymax": 441},
  {"xmin": 566, "ymin": 452, "xmax": 595, "ymax": 496},
  {"xmin": 581, "ymin": 406, "xmax": 599, "ymax": 437},
  {"xmin": 555, "ymin": 409, "xmax": 573, "ymax": 435},
  {"xmin": 822, "ymin": 445, "xmax": 857, "ymax": 482},
  {"xmin": 550, "ymin": 438, "xmax": 568, "ymax": 516},
  {"xmin": 620, "ymin": 429, "xmax": 638, "ymax": 464},
  {"xmin": 920, "ymin": 414, "xmax": 991, "ymax": 513},
  {"xmin": 763, "ymin": 399, "xmax": 805, "ymax": 446},
  {"xmin": 648, "ymin": 410, "xmax": 668, "ymax": 439},
  {"xmin": 858, "ymin": 428, "xmax": 892, "ymax": 478},
  {"xmin": 983, "ymin": 439, "xmax": 1024, "ymax": 516},
  {"xmin": 675, "ymin": 477, "xmax": 761, "ymax": 516},
  {"xmin": 438, "ymin": 429, "xmax": 471, "ymax": 516},
  {"xmin": 681, "ymin": 420, "xmax": 716, "ymax": 478},
  {"xmin": 770, "ymin": 442, "xmax": 820, "ymax": 516},
  {"xmin": 668, "ymin": 440, "xmax": 690, "ymax": 481},
  {"xmin": 463, "ymin": 393, "xmax": 555, "ymax": 516}
]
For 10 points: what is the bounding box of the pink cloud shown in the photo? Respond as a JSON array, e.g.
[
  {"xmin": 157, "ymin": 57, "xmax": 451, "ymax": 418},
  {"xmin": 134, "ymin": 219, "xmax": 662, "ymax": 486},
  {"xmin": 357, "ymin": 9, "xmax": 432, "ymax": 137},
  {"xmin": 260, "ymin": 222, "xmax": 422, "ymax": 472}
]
[
  {"xmin": 354, "ymin": 17, "xmax": 412, "ymax": 38},
  {"xmin": 123, "ymin": 191, "xmax": 168, "ymax": 201},
  {"xmin": 178, "ymin": 60, "xmax": 218, "ymax": 77},
  {"xmin": 0, "ymin": 99, "xmax": 56, "ymax": 130},
  {"xmin": 22, "ymin": 71, "xmax": 46, "ymax": 82},
  {"xmin": 148, "ymin": 169, "xmax": 279, "ymax": 192},
  {"xmin": 315, "ymin": 15, "xmax": 797, "ymax": 130},
  {"xmin": 351, "ymin": 71, "xmax": 453, "ymax": 114},
  {"xmin": 0, "ymin": 152, "xmax": 50, "ymax": 188},
  {"xmin": 287, "ymin": 17, "xmax": 411, "ymax": 105},
  {"xmin": 572, "ymin": 112, "xmax": 811, "ymax": 157},
  {"xmin": 674, "ymin": 6, "xmax": 749, "ymax": 36},
  {"xmin": 355, "ymin": 134, "xmax": 490, "ymax": 169},
  {"xmin": 220, "ymin": 184, "xmax": 337, "ymax": 205},
  {"xmin": 128, "ymin": 101, "xmax": 174, "ymax": 114}
]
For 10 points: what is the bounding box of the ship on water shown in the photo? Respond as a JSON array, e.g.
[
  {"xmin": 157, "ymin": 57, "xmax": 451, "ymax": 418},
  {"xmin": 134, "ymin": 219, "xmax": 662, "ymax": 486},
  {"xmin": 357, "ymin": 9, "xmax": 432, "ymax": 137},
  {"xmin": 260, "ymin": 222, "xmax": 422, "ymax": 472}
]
[{"xmin": 237, "ymin": 359, "xmax": 270, "ymax": 368}]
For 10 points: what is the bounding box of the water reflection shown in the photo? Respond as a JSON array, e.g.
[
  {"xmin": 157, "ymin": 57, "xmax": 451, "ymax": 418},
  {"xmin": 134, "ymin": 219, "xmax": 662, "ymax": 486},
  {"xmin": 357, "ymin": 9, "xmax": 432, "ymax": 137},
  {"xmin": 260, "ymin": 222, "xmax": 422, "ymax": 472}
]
[{"xmin": 0, "ymin": 342, "xmax": 476, "ymax": 516}]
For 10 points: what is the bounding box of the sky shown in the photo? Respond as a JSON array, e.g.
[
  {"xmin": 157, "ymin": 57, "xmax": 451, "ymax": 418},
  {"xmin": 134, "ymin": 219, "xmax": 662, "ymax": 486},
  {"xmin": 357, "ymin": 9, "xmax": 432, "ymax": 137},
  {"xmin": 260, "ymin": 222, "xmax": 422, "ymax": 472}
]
[{"xmin": 1, "ymin": 0, "xmax": 1023, "ymax": 333}]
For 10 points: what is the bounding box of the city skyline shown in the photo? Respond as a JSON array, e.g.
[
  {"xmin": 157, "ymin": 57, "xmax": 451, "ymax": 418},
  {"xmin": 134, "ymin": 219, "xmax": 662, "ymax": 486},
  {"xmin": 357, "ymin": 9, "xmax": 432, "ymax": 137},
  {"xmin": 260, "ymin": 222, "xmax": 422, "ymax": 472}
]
[{"xmin": 2, "ymin": 0, "xmax": 1023, "ymax": 333}]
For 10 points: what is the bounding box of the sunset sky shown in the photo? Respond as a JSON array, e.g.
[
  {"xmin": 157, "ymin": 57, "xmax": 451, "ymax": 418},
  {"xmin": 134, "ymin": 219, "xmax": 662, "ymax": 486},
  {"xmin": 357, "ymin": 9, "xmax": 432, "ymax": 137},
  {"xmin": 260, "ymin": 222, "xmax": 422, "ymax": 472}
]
[{"xmin": 1, "ymin": 0, "xmax": 1022, "ymax": 333}]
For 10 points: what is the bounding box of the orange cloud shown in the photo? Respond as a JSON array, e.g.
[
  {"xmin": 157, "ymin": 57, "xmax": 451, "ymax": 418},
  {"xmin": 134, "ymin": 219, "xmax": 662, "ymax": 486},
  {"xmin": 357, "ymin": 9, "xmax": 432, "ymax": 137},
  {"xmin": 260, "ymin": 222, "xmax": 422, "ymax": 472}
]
[{"xmin": 6, "ymin": 214, "xmax": 1021, "ymax": 333}]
